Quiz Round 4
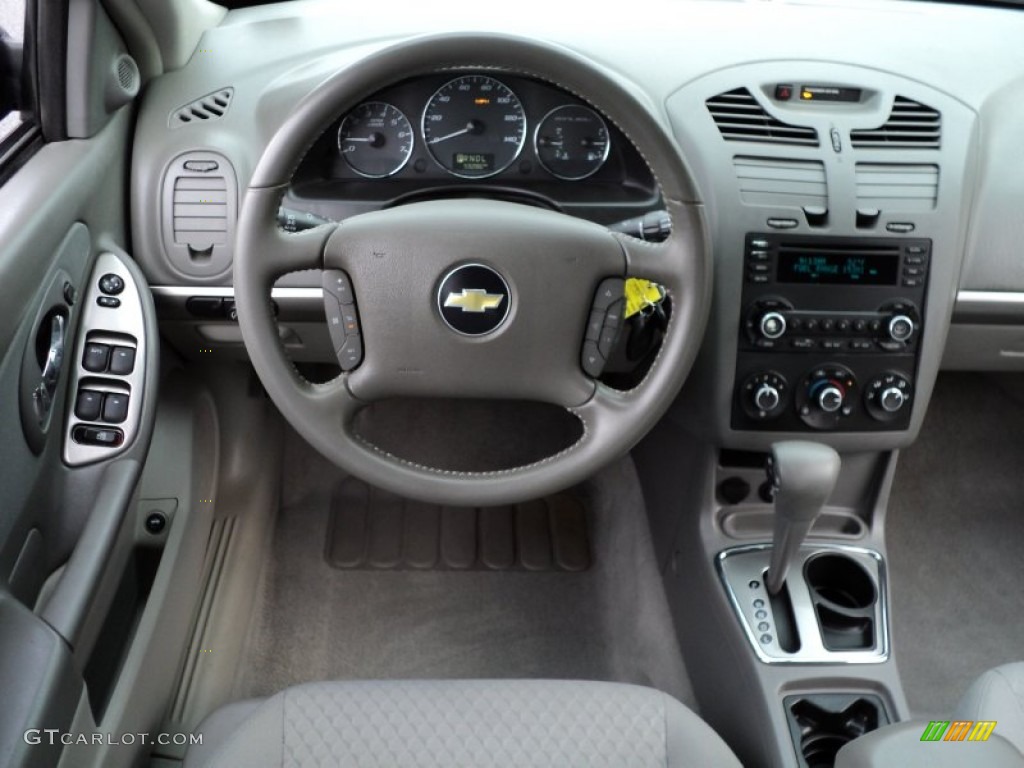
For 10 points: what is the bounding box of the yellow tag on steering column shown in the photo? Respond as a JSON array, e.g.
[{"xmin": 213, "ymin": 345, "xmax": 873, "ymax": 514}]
[{"xmin": 624, "ymin": 278, "xmax": 665, "ymax": 319}]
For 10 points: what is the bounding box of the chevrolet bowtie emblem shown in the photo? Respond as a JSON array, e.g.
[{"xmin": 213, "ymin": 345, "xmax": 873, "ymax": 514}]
[{"xmin": 444, "ymin": 288, "xmax": 505, "ymax": 313}]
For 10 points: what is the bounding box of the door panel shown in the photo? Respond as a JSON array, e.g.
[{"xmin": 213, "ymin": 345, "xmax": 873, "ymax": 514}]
[{"xmin": 0, "ymin": 58, "xmax": 161, "ymax": 768}]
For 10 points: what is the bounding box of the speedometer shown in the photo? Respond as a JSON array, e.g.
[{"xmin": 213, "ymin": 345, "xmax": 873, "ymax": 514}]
[{"xmin": 422, "ymin": 76, "xmax": 526, "ymax": 178}]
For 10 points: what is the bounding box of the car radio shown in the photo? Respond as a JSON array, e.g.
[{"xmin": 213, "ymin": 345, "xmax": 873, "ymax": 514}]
[{"xmin": 733, "ymin": 234, "xmax": 930, "ymax": 432}]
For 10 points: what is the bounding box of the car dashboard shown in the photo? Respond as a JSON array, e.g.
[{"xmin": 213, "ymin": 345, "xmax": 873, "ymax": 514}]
[{"xmin": 131, "ymin": 0, "xmax": 1024, "ymax": 454}]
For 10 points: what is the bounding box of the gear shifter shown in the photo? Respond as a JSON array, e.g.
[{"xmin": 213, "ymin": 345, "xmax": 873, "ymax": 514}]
[{"xmin": 765, "ymin": 441, "xmax": 841, "ymax": 595}]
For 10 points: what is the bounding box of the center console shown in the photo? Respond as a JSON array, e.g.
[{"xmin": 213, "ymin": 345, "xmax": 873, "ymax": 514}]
[{"xmin": 733, "ymin": 234, "xmax": 930, "ymax": 433}]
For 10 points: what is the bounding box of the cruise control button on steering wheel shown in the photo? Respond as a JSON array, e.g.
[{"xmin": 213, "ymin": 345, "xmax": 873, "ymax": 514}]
[{"xmin": 437, "ymin": 263, "xmax": 510, "ymax": 336}]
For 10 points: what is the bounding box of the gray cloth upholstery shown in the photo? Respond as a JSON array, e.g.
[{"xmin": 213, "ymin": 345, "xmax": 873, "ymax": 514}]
[
  {"xmin": 956, "ymin": 662, "xmax": 1024, "ymax": 754},
  {"xmin": 186, "ymin": 679, "xmax": 740, "ymax": 768},
  {"xmin": 835, "ymin": 663, "xmax": 1024, "ymax": 767},
  {"xmin": 834, "ymin": 721, "xmax": 1024, "ymax": 768}
]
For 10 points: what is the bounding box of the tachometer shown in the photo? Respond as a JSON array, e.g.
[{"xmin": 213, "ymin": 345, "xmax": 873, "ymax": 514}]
[
  {"xmin": 337, "ymin": 102, "xmax": 414, "ymax": 178},
  {"xmin": 534, "ymin": 105, "xmax": 610, "ymax": 180},
  {"xmin": 422, "ymin": 76, "xmax": 526, "ymax": 178}
]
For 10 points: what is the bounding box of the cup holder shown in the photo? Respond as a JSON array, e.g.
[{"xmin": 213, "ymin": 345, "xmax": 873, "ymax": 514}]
[
  {"xmin": 804, "ymin": 554, "xmax": 877, "ymax": 651},
  {"xmin": 785, "ymin": 694, "xmax": 889, "ymax": 768}
]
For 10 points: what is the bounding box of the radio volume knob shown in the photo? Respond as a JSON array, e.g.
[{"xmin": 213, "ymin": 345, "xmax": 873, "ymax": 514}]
[
  {"xmin": 760, "ymin": 311, "xmax": 787, "ymax": 340},
  {"xmin": 880, "ymin": 387, "xmax": 905, "ymax": 413},
  {"xmin": 888, "ymin": 314, "xmax": 915, "ymax": 343},
  {"xmin": 754, "ymin": 384, "xmax": 781, "ymax": 412},
  {"xmin": 818, "ymin": 385, "xmax": 845, "ymax": 413}
]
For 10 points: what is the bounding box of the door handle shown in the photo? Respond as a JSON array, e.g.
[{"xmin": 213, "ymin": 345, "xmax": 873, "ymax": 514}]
[{"xmin": 33, "ymin": 313, "xmax": 66, "ymax": 424}]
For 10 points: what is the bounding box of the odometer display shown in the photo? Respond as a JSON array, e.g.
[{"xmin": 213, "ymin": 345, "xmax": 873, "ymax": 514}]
[{"xmin": 422, "ymin": 76, "xmax": 526, "ymax": 178}]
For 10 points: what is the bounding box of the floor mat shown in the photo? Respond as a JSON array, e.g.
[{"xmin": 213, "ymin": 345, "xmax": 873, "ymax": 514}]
[
  {"xmin": 232, "ymin": 429, "xmax": 694, "ymax": 708},
  {"xmin": 888, "ymin": 372, "xmax": 1024, "ymax": 715},
  {"xmin": 326, "ymin": 478, "xmax": 590, "ymax": 571}
]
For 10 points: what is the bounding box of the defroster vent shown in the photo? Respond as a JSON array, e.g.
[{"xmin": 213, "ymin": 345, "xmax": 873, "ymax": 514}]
[
  {"xmin": 706, "ymin": 88, "xmax": 819, "ymax": 147},
  {"xmin": 171, "ymin": 88, "xmax": 234, "ymax": 127},
  {"xmin": 850, "ymin": 97, "xmax": 941, "ymax": 149}
]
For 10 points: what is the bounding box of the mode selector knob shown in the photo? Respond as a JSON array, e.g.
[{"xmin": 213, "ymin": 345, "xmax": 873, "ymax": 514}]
[
  {"xmin": 755, "ymin": 384, "xmax": 781, "ymax": 412},
  {"xmin": 760, "ymin": 311, "xmax": 787, "ymax": 340},
  {"xmin": 817, "ymin": 385, "xmax": 845, "ymax": 413},
  {"xmin": 888, "ymin": 314, "xmax": 915, "ymax": 343},
  {"xmin": 864, "ymin": 372, "xmax": 912, "ymax": 422},
  {"xmin": 880, "ymin": 386, "xmax": 906, "ymax": 413}
]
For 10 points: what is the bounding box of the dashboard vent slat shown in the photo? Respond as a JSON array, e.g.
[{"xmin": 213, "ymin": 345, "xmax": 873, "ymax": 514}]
[
  {"xmin": 171, "ymin": 88, "xmax": 235, "ymax": 127},
  {"xmin": 707, "ymin": 89, "xmax": 819, "ymax": 147},
  {"xmin": 855, "ymin": 163, "xmax": 939, "ymax": 212},
  {"xmin": 172, "ymin": 175, "xmax": 228, "ymax": 247},
  {"xmin": 733, "ymin": 156, "xmax": 827, "ymax": 209},
  {"xmin": 851, "ymin": 97, "xmax": 941, "ymax": 149}
]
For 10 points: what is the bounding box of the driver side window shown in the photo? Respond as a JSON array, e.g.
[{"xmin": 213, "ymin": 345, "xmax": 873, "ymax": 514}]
[{"xmin": 0, "ymin": 0, "xmax": 39, "ymax": 177}]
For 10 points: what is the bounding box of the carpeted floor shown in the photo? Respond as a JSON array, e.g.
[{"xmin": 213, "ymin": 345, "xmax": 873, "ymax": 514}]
[
  {"xmin": 232, "ymin": 426, "xmax": 695, "ymax": 708},
  {"xmin": 887, "ymin": 372, "xmax": 1024, "ymax": 716}
]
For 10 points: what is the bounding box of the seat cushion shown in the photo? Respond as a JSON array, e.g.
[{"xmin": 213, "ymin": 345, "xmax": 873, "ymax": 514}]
[
  {"xmin": 186, "ymin": 679, "xmax": 740, "ymax": 768},
  {"xmin": 956, "ymin": 662, "xmax": 1024, "ymax": 753}
]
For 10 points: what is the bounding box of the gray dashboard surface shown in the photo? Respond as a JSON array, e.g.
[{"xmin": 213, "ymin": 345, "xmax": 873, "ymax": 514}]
[
  {"xmin": 132, "ymin": 0, "xmax": 1024, "ymax": 285},
  {"xmin": 130, "ymin": 0, "xmax": 1024, "ymax": 450}
]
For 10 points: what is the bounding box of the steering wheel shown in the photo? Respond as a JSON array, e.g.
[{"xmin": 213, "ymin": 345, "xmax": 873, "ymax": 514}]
[{"xmin": 234, "ymin": 33, "xmax": 710, "ymax": 506}]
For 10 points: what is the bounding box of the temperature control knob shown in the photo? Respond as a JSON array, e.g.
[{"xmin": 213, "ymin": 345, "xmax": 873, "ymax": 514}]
[
  {"xmin": 817, "ymin": 385, "xmax": 845, "ymax": 413},
  {"xmin": 796, "ymin": 365, "xmax": 857, "ymax": 430},
  {"xmin": 865, "ymin": 372, "xmax": 912, "ymax": 422},
  {"xmin": 888, "ymin": 314, "xmax": 915, "ymax": 343},
  {"xmin": 739, "ymin": 371, "xmax": 788, "ymax": 421}
]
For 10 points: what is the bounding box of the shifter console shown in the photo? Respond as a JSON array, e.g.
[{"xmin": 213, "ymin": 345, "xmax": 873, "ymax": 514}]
[{"xmin": 733, "ymin": 234, "xmax": 929, "ymax": 432}]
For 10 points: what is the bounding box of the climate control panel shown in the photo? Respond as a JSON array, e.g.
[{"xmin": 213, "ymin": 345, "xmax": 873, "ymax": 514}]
[{"xmin": 732, "ymin": 233, "xmax": 928, "ymax": 432}]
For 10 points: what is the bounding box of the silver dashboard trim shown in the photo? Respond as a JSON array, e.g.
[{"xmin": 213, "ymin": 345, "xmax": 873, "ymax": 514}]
[
  {"xmin": 151, "ymin": 286, "xmax": 324, "ymax": 300},
  {"xmin": 717, "ymin": 543, "xmax": 890, "ymax": 665},
  {"xmin": 957, "ymin": 290, "xmax": 1024, "ymax": 306}
]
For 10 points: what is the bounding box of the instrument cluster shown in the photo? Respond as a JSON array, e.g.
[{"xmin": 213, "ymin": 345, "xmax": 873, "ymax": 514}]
[{"xmin": 332, "ymin": 73, "xmax": 614, "ymax": 182}]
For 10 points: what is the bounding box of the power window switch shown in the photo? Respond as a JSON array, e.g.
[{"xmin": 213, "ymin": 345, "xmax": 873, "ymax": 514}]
[
  {"xmin": 102, "ymin": 393, "xmax": 129, "ymax": 424},
  {"xmin": 72, "ymin": 425, "xmax": 124, "ymax": 447},
  {"xmin": 75, "ymin": 390, "xmax": 103, "ymax": 421},
  {"xmin": 109, "ymin": 346, "xmax": 136, "ymax": 375},
  {"xmin": 82, "ymin": 343, "xmax": 110, "ymax": 372}
]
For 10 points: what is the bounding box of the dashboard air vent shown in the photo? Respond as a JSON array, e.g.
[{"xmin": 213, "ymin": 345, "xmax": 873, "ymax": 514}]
[
  {"xmin": 733, "ymin": 156, "xmax": 827, "ymax": 209},
  {"xmin": 171, "ymin": 88, "xmax": 234, "ymax": 127},
  {"xmin": 172, "ymin": 175, "xmax": 227, "ymax": 251},
  {"xmin": 161, "ymin": 151, "xmax": 237, "ymax": 277},
  {"xmin": 855, "ymin": 163, "xmax": 939, "ymax": 212},
  {"xmin": 850, "ymin": 97, "xmax": 941, "ymax": 149},
  {"xmin": 706, "ymin": 89, "xmax": 819, "ymax": 147}
]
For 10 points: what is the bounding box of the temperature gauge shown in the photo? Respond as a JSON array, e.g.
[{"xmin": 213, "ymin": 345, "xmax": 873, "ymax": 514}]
[
  {"xmin": 534, "ymin": 104, "xmax": 610, "ymax": 180},
  {"xmin": 337, "ymin": 102, "xmax": 414, "ymax": 178}
]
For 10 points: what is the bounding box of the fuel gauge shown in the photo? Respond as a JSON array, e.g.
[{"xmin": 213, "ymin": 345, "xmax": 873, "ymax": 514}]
[{"xmin": 534, "ymin": 105, "xmax": 610, "ymax": 181}]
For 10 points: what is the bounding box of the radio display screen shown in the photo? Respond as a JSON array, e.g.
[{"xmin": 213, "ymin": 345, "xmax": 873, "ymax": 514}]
[{"xmin": 777, "ymin": 252, "xmax": 899, "ymax": 285}]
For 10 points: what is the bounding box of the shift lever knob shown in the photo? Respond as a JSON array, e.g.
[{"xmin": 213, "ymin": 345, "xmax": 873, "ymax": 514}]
[{"xmin": 765, "ymin": 441, "xmax": 841, "ymax": 595}]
